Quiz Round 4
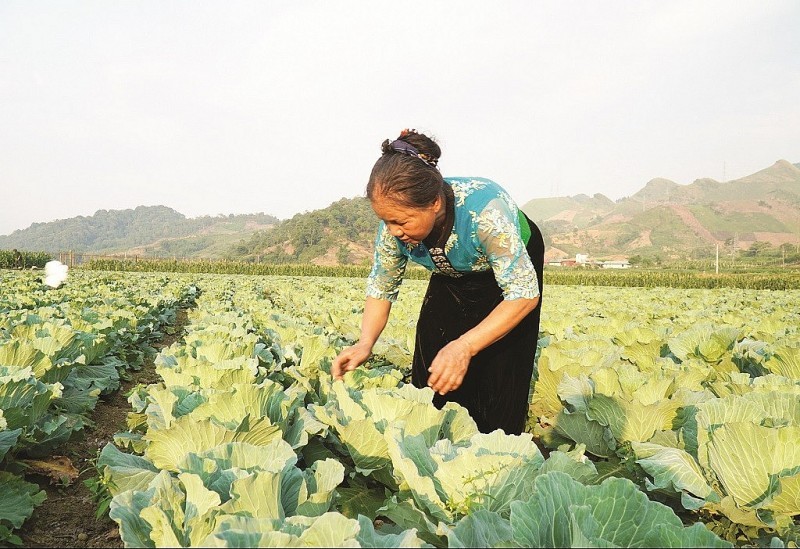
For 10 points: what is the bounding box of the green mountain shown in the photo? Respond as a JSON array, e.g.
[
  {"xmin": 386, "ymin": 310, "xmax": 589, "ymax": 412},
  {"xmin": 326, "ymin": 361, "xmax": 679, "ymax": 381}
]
[
  {"xmin": 521, "ymin": 159, "xmax": 800, "ymax": 260},
  {"xmin": 4, "ymin": 159, "xmax": 798, "ymax": 265},
  {"xmin": 235, "ymin": 159, "xmax": 799, "ymax": 265},
  {"xmin": 230, "ymin": 197, "xmax": 378, "ymax": 265},
  {"xmin": 0, "ymin": 206, "xmax": 279, "ymax": 258}
]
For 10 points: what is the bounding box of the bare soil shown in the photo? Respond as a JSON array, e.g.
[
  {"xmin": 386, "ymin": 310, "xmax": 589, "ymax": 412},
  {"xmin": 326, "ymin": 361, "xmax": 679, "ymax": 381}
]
[{"xmin": 18, "ymin": 309, "xmax": 188, "ymax": 548}]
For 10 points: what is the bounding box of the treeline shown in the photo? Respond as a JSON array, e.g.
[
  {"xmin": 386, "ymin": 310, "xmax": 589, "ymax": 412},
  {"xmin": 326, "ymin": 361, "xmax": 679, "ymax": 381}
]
[
  {"xmin": 0, "ymin": 250, "xmax": 51, "ymax": 269},
  {"xmin": 0, "ymin": 206, "xmax": 279, "ymax": 254},
  {"xmin": 231, "ymin": 197, "xmax": 377, "ymax": 263}
]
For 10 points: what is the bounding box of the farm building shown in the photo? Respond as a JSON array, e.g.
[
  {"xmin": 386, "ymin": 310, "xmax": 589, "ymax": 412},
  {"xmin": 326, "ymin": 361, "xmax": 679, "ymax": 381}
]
[{"xmin": 601, "ymin": 260, "xmax": 631, "ymax": 269}]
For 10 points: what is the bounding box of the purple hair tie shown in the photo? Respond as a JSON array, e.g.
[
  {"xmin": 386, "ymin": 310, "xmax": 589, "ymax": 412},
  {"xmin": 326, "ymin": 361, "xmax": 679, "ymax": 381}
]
[{"xmin": 389, "ymin": 139, "xmax": 439, "ymax": 169}]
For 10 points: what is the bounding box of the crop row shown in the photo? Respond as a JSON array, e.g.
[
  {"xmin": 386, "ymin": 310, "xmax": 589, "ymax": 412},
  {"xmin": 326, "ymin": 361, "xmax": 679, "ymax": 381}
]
[
  {"xmin": 200, "ymin": 275, "xmax": 800, "ymax": 545},
  {"xmin": 96, "ymin": 274, "xmax": 732, "ymax": 547},
  {"xmin": 4, "ymin": 270, "xmax": 797, "ymax": 546},
  {"xmin": 532, "ymin": 286, "xmax": 800, "ymax": 543},
  {"xmin": 0, "ymin": 271, "xmax": 197, "ymax": 544}
]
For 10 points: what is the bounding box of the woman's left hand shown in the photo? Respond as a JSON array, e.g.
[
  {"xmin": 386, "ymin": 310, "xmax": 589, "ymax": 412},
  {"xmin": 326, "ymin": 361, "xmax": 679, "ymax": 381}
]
[{"xmin": 427, "ymin": 337, "xmax": 473, "ymax": 395}]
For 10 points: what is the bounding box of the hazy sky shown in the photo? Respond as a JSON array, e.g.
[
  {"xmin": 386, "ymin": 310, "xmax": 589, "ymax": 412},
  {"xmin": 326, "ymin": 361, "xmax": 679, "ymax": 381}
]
[{"xmin": 1, "ymin": 1, "xmax": 799, "ymax": 235}]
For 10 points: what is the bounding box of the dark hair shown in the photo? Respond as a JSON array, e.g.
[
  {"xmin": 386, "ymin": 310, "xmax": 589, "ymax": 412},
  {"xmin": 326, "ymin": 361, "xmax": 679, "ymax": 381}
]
[{"xmin": 366, "ymin": 129, "xmax": 445, "ymax": 208}]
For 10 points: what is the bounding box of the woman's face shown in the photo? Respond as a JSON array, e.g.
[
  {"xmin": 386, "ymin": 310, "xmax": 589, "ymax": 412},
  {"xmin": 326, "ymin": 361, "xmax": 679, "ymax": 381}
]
[{"xmin": 371, "ymin": 192, "xmax": 442, "ymax": 246}]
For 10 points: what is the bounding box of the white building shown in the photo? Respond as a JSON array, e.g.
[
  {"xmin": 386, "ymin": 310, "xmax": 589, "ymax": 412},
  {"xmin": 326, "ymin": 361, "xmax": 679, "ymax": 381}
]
[{"xmin": 601, "ymin": 260, "xmax": 631, "ymax": 269}]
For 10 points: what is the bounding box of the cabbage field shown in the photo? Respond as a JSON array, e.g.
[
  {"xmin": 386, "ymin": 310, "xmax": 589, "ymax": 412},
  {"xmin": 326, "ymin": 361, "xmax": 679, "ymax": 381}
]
[{"xmin": 1, "ymin": 269, "xmax": 798, "ymax": 547}]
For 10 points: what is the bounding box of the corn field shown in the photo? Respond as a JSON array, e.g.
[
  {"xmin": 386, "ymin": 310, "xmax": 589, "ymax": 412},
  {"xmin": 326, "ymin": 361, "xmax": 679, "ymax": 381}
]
[
  {"xmin": 80, "ymin": 257, "xmax": 800, "ymax": 290},
  {"xmin": 0, "ymin": 250, "xmax": 50, "ymax": 269}
]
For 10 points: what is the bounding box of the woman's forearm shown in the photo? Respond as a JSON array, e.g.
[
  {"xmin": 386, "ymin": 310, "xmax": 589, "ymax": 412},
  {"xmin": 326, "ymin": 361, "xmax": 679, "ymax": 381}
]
[
  {"xmin": 358, "ymin": 296, "xmax": 393, "ymax": 348},
  {"xmin": 458, "ymin": 297, "xmax": 539, "ymax": 356}
]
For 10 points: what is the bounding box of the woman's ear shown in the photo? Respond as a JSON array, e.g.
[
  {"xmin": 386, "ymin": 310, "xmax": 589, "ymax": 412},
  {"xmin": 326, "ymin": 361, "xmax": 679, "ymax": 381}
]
[{"xmin": 432, "ymin": 194, "xmax": 443, "ymax": 214}]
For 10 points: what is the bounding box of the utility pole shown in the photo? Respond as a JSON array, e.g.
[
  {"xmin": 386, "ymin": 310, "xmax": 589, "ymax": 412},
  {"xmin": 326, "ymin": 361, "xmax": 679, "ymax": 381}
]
[{"xmin": 715, "ymin": 243, "xmax": 719, "ymax": 274}]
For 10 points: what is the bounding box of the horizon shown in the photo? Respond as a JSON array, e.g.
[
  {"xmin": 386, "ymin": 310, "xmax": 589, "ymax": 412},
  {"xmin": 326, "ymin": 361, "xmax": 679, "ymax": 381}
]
[
  {"xmin": 2, "ymin": 1, "xmax": 799, "ymax": 235},
  {"xmin": 3, "ymin": 156, "xmax": 797, "ymax": 237}
]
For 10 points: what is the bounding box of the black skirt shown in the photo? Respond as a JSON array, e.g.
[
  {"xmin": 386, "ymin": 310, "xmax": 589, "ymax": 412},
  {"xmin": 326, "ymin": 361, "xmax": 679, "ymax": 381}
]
[{"xmin": 411, "ymin": 215, "xmax": 544, "ymax": 435}]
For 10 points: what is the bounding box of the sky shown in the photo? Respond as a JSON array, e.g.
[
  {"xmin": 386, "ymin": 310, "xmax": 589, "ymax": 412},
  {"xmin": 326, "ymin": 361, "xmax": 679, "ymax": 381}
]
[{"xmin": 1, "ymin": 1, "xmax": 799, "ymax": 236}]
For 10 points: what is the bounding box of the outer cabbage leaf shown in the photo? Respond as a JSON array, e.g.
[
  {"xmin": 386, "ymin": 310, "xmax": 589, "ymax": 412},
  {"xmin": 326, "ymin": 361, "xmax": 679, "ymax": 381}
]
[
  {"xmin": 444, "ymin": 509, "xmax": 513, "ymax": 548},
  {"xmin": 632, "ymin": 442, "xmax": 719, "ymax": 510},
  {"xmin": 109, "ymin": 470, "xmax": 185, "ymax": 547},
  {"xmin": 203, "ymin": 512, "xmax": 361, "ymax": 548},
  {"xmin": 98, "ymin": 442, "xmax": 160, "ymax": 496},
  {"xmin": 765, "ymin": 344, "xmax": 800, "ymax": 379},
  {"xmin": 0, "ymin": 366, "xmax": 59, "ymax": 431},
  {"xmin": 385, "ymin": 425, "xmax": 544, "ymax": 523},
  {"xmin": 144, "ymin": 416, "xmax": 282, "ymax": 472},
  {"xmin": 509, "ymin": 472, "xmax": 730, "ymax": 548},
  {"xmin": 354, "ymin": 515, "xmax": 429, "ymax": 548},
  {"xmin": 708, "ymin": 423, "xmax": 800, "ymax": 514},
  {"xmin": 155, "ymin": 353, "xmax": 259, "ymax": 389},
  {"xmin": 0, "ymin": 471, "xmax": 47, "ymax": 531},
  {"xmin": 310, "ymin": 383, "xmax": 478, "ymax": 488},
  {"xmin": 668, "ymin": 324, "xmax": 739, "ymax": 364},
  {"xmin": 636, "ymin": 390, "xmax": 800, "ymax": 530},
  {"xmin": 0, "ymin": 425, "xmax": 22, "ymax": 462}
]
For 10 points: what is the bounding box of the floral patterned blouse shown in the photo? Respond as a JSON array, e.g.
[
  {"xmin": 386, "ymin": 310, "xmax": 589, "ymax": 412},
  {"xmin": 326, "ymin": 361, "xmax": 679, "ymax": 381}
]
[{"xmin": 366, "ymin": 177, "xmax": 540, "ymax": 302}]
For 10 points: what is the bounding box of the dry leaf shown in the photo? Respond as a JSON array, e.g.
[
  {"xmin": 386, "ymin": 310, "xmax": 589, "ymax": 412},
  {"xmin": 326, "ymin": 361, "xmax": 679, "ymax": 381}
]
[{"xmin": 21, "ymin": 455, "xmax": 80, "ymax": 485}]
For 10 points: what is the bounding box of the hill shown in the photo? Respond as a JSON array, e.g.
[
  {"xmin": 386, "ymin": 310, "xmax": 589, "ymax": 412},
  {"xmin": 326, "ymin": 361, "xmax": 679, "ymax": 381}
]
[
  {"xmin": 230, "ymin": 197, "xmax": 377, "ymax": 265},
  {"xmin": 235, "ymin": 159, "xmax": 799, "ymax": 265},
  {"xmin": 0, "ymin": 206, "xmax": 279, "ymax": 258},
  {"xmin": 4, "ymin": 159, "xmax": 798, "ymax": 265},
  {"xmin": 521, "ymin": 159, "xmax": 800, "ymax": 260}
]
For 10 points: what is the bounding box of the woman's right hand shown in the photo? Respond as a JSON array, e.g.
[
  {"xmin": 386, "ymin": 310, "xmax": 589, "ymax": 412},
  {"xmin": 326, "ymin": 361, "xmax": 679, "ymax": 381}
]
[{"xmin": 331, "ymin": 341, "xmax": 373, "ymax": 380}]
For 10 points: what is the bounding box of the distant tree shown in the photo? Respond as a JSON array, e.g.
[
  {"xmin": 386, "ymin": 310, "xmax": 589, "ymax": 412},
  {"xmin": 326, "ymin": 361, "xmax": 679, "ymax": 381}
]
[
  {"xmin": 690, "ymin": 247, "xmax": 712, "ymax": 260},
  {"xmin": 336, "ymin": 244, "xmax": 350, "ymax": 264},
  {"xmin": 745, "ymin": 241, "xmax": 772, "ymax": 257}
]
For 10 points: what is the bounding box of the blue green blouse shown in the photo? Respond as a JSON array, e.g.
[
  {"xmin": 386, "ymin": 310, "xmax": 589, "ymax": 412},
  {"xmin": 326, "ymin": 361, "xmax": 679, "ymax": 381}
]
[{"xmin": 366, "ymin": 177, "xmax": 540, "ymax": 302}]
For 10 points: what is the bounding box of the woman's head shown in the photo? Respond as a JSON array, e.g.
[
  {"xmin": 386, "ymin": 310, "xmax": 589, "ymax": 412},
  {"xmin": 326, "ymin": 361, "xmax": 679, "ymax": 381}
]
[
  {"xmin": 366, "ymin": 129, "xmax": 444, "ymax": 208},
  {"xmin": 366, "ymin": 129, "xmax": 446, "ymax": 245}
]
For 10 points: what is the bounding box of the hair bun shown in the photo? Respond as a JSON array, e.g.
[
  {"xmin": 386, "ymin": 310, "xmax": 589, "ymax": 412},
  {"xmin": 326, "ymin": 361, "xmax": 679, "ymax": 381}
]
[{"xmin": 379, "ymin": 129, "xmax": 441, "ymax": 167}]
